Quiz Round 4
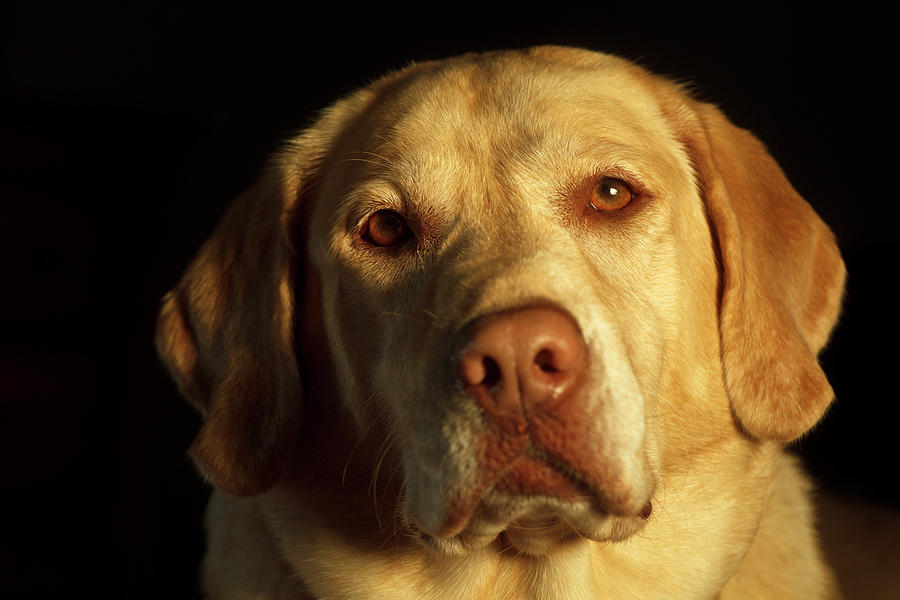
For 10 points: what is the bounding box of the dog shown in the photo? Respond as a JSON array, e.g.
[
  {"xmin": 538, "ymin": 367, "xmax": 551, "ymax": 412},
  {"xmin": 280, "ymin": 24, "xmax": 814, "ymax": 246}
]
[{"xmin": 156, "ymin": 46, "xmax": 846, "ymax": 599}]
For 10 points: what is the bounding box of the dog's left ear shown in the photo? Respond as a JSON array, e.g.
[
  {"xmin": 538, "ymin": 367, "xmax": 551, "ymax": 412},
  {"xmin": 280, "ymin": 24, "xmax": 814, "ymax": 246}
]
[{"xmin": 674, "ymin": 98, "xmax": 846, "ymax": 442}]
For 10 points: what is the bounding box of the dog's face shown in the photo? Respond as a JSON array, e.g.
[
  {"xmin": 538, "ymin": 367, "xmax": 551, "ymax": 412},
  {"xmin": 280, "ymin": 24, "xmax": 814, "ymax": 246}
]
[
  {"xmin": 157, "ymin": 47, "xmax": 845, "ymax": 557},
  {"xmin": 305, "ymin": 51, "xmax": 710, "ymax": 552}
]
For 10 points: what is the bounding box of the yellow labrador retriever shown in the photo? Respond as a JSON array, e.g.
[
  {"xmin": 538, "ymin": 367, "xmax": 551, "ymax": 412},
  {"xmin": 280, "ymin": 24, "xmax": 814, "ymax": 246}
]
[{"xmin": 156, "ymin": 46, "xmax": 845, "ymax": 599}]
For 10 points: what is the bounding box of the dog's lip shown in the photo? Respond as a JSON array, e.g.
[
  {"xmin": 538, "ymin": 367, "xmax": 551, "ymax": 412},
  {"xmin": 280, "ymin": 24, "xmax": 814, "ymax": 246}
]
[
  {"xmin": 490, "ymin": 449, "xmax": 653, "ymax": 519},
  {"xmin": 417, "ymin": 503, "xmax": 651, "ymax": 557},
  {"xmin": 508, "ymin": 515, "xmax": 561, "ymax": 528},
  {"xmin": 500, "ymin": 518, "xmax": 579, "ymax": 555},
  {"xmin": 471, "ymin": 488, "xmax": 649, "ymax": 536},
  {"xmin": 409, "ymin": 482, "xmax": 654, "ymax": 557},
  {"xmin": 413, "ymin": 447, "xmax": 654, "ymax": 543}
]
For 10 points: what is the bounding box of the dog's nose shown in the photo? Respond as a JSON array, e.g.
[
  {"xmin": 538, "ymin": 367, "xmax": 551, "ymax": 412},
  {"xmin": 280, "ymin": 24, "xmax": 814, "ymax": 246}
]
[{"xmin": 457, "ymin": 306, "xmax": 587, "ymax": 421}]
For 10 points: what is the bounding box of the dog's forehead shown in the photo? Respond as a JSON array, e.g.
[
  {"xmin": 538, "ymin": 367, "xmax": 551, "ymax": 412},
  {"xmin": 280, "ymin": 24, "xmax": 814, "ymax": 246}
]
[
  {"xmin": 386, "ymin": 55, "xmax": 664, "ymax": 160},
  {"xmin": 303, "ymin": 48, "xmax": 697, "ymax": 261},
  {"xmin": 331, "ymin": 50, "xmax": 678, "ymax": 202},
  {"xmin": 380, "ymin": 50, "xmax": 661, "ymax": 127}
]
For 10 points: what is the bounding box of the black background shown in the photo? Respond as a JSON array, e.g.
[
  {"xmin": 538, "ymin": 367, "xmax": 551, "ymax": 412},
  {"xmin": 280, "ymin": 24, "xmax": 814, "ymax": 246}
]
[{"xmin": 3, "ymin": 5, "xmax": 898, "ymax": 598}]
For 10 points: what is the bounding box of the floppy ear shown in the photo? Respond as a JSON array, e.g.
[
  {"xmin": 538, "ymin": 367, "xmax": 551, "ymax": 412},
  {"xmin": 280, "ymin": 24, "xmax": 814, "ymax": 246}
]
[
  {"xmin": 155, "ymin": 165, "xmax": 304, "ymax": 496},
  {"xmin": 154, "ymin": 80, "xmax": 393, "ymax": 495},
  {"xmin": 682, "ymin": 101, "xmax": 846, "ymax": 442}
]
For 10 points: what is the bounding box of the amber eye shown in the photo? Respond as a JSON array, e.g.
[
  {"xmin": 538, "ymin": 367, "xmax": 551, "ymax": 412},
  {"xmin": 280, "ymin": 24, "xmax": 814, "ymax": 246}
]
[
  {"xmin": 363, "ymin": 210, "xmax": 412, "ymax": 247},
  {"xmin": 589, "ymin": 177, "xmax": 634, "ymax": 211}
]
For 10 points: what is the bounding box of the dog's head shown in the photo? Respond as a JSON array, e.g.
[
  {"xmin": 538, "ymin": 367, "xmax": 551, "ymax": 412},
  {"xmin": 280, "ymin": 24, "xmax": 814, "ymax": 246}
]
[{"xmin": 156, "ymin": 47, "xmax": 845, "ymax": 555}]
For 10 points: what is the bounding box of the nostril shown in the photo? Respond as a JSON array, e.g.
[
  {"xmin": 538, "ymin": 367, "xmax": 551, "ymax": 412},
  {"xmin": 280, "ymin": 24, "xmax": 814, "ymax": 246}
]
[
  {"xmin": 459, "ymin": 352, "xmax": 503, "ymax": 389},
  {"xmin": 534, "ymin": 349, "xmax": 559, "ymax": 373},
  {"xmin": 482, "ymin": 357, "xmax": 502, "ymax": 388}
]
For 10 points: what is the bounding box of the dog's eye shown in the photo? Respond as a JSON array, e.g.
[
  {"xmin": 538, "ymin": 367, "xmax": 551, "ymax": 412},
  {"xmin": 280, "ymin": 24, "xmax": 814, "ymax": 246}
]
[
  {"xmin": 589, "ymin": 177, "xmax": 634, "ymax": 211},
  {"xmin": 363, "ymin": 210, "xmax": 412, "ymax": 247}
]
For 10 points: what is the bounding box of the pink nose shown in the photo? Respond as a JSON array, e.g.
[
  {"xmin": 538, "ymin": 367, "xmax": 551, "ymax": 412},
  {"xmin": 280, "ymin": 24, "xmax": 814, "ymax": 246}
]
[{"xmin": 456, "ymin": 306, "xmax": 587, "ymax": 422}]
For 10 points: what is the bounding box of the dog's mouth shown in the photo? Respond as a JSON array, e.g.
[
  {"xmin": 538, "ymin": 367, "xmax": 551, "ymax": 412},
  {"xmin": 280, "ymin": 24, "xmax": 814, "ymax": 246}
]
[
  {"xmin": 412, "ymin": 495, "xmax": 652, "ymax": 557},
  {"xmin": 408, "ymin": 451, "xmax": 654, "ymax": 556},
  {"xmin": 401, "ymin": 333, "xmax": 655, "ymax": 556},
  {"xmin": 501, "ymin": 517, "xmax": 588, "ymax": 555}
]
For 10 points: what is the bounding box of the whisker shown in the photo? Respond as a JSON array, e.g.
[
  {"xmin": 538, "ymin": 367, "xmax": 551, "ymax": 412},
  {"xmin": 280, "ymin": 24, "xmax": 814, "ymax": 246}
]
[
  {"xmin": 370, "ymin": 431, "xmax": 397, "ymax": 533},
  {"xmin": 380, "ymin": 310, "xmax": 427, "ymax": 324},
  {"xmin": 341, "ymin": 435, "xmax": 364, "ymax": 486},
  {"xmin": 358, "ymin": 150, "xmax": 393, "ymax": 163},
  {"xmin": 340, "ymin": 157, "xmax": 391, "ymax": 169},
  {"xmin": 295, "ymin": 177, "xmax": 323, "ymax": 199},
  {"xmin": 380, "ymin": 511, "xmax": 414, "ymax": 551},
  {"xmin": 340, "ymin": 150, "xmax": 395, "ymax": 170}
]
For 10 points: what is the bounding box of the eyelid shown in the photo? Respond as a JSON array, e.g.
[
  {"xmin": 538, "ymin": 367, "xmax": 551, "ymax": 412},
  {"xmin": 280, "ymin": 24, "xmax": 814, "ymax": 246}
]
[
  {"xmin": 571, "ymin": 168, "xmax": 635, "ymax": 193},
  {"xmin": 345, "ymin": 185, "xmax": 407, "ymax": 231},
  {"xmin": 596, "ymin": 167, "xmax": 645, "ymax": 193}
]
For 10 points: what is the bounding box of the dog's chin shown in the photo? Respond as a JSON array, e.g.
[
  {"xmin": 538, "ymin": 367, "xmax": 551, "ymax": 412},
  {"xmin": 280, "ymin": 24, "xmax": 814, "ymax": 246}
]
[{"xmin": 412, "ymin": 493, "xmax": 650, "ymax": 557}]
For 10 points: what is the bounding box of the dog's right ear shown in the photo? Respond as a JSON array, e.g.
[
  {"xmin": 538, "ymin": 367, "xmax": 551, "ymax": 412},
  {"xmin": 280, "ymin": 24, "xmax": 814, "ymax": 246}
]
[
  {"xmin": 154, "ymin": 90, "xmax": 381, "ymax": 495},
  {"xmin": 155, "ymin": 167, "xmax": 305, "ymax": 496}
]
